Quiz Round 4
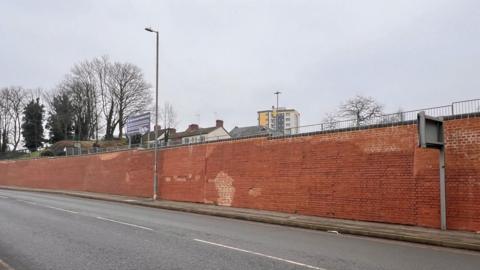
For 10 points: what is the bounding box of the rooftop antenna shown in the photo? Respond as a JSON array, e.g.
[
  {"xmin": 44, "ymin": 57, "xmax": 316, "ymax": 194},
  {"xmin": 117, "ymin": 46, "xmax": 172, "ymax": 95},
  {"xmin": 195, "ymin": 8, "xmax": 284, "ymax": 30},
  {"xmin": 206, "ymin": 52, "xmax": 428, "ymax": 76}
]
[
  {"xmin": 195, "ymin": 113, "xmax": 201, "ymax": 124},
  {"xmin": 274, "ymin": 91, "xmax": 281, "ymax": 109}
]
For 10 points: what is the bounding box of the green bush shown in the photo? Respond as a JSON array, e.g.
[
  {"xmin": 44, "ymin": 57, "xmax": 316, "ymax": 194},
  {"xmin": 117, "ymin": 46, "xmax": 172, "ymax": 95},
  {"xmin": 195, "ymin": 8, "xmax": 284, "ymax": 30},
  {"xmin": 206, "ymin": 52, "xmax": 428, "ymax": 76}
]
[
  {"xmin": 55, "ymin": 150, "xmax": 66, "ymax": 156},
  {"xmin": 40, "ymin": 150, "xmax": 55, "ymax": 157}
]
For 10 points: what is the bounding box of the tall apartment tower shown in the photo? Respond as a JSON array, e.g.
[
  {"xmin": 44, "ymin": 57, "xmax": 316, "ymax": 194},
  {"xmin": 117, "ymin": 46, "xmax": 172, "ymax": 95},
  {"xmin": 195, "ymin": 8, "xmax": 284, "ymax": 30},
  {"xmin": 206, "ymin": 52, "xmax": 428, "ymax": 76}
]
[{"xmin": 257, "ymin": 107, "xmax": 300, "ymax": 135}]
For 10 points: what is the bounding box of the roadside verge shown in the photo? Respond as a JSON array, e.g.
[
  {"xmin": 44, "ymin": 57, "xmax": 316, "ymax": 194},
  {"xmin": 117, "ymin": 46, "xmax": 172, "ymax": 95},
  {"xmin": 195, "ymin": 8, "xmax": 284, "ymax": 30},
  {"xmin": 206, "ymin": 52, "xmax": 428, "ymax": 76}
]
[{"xmin": 1, "ymin": 185, "xmax": 480, "ymax": 252}]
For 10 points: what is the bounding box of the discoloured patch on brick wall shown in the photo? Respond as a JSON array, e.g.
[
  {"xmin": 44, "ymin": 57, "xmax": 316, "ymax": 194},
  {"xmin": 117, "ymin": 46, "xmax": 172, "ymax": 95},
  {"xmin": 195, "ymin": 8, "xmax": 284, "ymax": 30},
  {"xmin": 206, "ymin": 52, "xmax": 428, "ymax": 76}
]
[
  {"xmin": 210, "ymin": 171, "xmax": 235, "ymax": 206},
  {"xmin": 174, "ymin": 176, "xmax": 187, "ymax": 182},
  {"xmin": 363, "ymin": 142, "xmax": 402, "ymax": 153},
  {"xmin": 0, "ymin": 160, "xmax": 15, "ymax": 164},
  {"xmin": 248, "ymin": 187, "xmax": 262, "ymax": 197},
  {"xmin": 99, "ymin": 152, "xmax": 120, "ymax": 161}
]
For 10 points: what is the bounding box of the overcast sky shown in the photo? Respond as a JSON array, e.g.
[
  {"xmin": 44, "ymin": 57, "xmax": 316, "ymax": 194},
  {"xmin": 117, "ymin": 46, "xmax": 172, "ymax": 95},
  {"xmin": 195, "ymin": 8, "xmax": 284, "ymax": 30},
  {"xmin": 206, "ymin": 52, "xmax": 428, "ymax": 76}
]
[{"xmin": 1, "ymin": 0, "xmax": 479, "ymax": 130}]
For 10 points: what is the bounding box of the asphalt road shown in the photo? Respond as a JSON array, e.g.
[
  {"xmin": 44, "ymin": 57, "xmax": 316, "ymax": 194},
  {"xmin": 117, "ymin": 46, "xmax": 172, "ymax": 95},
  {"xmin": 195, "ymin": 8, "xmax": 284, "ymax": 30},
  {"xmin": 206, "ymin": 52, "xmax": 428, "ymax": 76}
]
[{"xmin": 0, "ymin": 190, "xmax": 479, "ymax": 270}]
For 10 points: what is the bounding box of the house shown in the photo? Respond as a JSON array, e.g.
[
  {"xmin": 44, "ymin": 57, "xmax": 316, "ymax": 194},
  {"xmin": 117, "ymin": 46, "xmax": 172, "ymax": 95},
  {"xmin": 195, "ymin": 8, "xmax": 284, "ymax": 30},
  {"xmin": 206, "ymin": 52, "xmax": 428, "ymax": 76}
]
[
  {"xmin": 141, "ymin": 126, "xmax": 176, "ymax": 146},
  {"xmin": 169, "ymin": 120, "xmax": 231, "ymax": 145},
  {"xmin": 229, "ymin": 125, "xmax": 277, "ymax": 139}
]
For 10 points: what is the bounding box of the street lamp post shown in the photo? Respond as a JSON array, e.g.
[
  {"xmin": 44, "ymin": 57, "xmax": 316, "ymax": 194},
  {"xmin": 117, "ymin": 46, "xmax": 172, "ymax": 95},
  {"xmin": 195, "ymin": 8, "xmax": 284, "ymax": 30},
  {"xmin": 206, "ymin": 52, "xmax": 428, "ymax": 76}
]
[
  {"xmin": 274, "ymin": 91, "xmax": 281, "ymax": 132},
  {"xmin": 145, "ymin": 27, "xmax": 159, "ymax": 200}
]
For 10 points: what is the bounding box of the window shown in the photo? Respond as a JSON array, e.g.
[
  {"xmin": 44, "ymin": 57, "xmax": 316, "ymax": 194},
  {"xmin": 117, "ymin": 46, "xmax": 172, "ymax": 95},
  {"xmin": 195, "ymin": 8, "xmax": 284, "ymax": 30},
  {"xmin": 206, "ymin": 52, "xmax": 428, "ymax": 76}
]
[
  {"xmin": 184, "ymin": 138, "xmax": 189, "ymax": 144},
  {"xmin": 200, "ymin": 136, "xmax": 206, "ymax": 142}
]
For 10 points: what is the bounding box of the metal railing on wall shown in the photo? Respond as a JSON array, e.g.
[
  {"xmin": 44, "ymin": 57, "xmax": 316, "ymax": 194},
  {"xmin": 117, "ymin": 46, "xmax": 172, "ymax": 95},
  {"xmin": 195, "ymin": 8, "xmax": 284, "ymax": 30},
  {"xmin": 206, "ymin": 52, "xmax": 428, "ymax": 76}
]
[
  {"xmin": 3, "ymin": 98, "xmax": 479, "ymax": 159},
  {"xmin": 278, "ymin": 98, "xmax": 480, "ymax": 137},
  {"xmin": 64, "ymin": 134, "xmax": 234, "ymax": 157}
]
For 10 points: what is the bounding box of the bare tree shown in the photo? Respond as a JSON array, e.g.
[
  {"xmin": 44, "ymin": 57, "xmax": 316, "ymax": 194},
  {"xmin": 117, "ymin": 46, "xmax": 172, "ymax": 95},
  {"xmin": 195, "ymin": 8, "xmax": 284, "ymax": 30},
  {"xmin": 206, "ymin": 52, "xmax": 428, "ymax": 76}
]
[
  {"xmin": 0, "ymin": 87, "xmax": 27, "ymax": 151},
  {"xmin": 380, "ymin": 108, "xmax": 405, "ymax": 124},
  {"xmin": 159, "ymin": 101, "xmax": 178, "ymax": 129},
  {"xmin": 109, "ymin": 62, "xmax": 151, "ymax": 139},
  {"xmin": 93, "ymin": 56, "xmax": 118, "ymax": 140},
  {"xmin": 53, "ymin": 56, "xmax": 150, "ymax": 142},
  {"xmin": 0, "ymin": 88, "xmax": 11, "ymax": 152},
  {"xmin": 8, "ymin": 87, "xmax": 27, "ymax": 150},
  {"xmin": 339, "ymin": 95, "xmax": 383, "ymax": 126},
  {"xmin": 322, "ymin": 112, "xmax": 339, "ymax": 130},
  {"xmin": 59, "ymin": 60, "xmax": 100, "ymax": 141},
  {"xmin": 26, "ymin": 88, "xmax": 45, "ymax": 103}
]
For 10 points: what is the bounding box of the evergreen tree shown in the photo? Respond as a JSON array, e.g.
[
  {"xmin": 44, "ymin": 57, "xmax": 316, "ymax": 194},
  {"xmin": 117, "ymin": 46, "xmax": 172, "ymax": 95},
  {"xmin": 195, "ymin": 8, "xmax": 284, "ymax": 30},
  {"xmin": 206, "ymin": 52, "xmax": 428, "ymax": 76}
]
[
  {"xmin": 21, "ymin": 98, "xmax": 45, "ymax": 152},
  {"xmin": 46, "ymin": 93, "xmax": 74, "ymax": 143}
]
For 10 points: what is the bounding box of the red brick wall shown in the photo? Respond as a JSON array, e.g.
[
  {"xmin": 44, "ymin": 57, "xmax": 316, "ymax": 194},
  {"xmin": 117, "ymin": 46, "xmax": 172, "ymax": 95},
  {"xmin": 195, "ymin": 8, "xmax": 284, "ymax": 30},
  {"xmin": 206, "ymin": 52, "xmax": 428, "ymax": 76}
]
[
  {"xmin": 0, "ymin": 151, "xmax": 153, "ymax": 197},
  {"xmin": 0, "ymin": 117, "xmax": 479, "ymax": 232},
  {"xmin": 444, "ymin": 117, "xmax": 480, "ymax": 231}
]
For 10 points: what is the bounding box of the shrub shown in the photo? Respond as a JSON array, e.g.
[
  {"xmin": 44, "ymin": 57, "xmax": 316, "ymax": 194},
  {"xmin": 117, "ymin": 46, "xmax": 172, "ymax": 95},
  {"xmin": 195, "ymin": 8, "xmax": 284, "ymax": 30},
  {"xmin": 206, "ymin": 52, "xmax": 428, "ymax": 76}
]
[{"xmin": 40, "ymin": 149, "xmax": 55, "ymax": 157}]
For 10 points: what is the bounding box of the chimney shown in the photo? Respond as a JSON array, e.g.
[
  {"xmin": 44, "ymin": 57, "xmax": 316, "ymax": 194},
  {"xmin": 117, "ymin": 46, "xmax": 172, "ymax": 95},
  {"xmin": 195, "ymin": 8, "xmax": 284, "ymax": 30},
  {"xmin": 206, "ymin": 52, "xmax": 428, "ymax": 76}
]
[
  {"xmin": 154, "ymin": 125, "xmax": 162, "ymax": 132},
  {"xmin": 187, "ymin": 124, "xmax": 199, "ymax": 132},
  {"xmin": 216, "ymin": 120, "xmax": 224, "ymax": 128}
]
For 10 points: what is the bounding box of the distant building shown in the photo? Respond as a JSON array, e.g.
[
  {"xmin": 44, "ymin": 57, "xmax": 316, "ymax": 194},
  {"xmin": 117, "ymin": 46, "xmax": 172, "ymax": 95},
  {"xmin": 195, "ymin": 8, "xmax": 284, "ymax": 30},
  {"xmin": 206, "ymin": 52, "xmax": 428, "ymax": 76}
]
[
  {"xmin": 229, "ymin": 125, "xmax": 277, "ymax": 139},
  {"xmin": 257, "ymin": 107, "xmax": 300, "ymax": 134},
  {"xmin": 170, "ymin": 120, "xmax": 230, "ymax": 145},
  {"xmin": 142, "ymin": 120, "xmax": 230, "ymax": 146},
  {"xmin": 141, "ymin": 126, "xmax": 174, "ymax": 145}
]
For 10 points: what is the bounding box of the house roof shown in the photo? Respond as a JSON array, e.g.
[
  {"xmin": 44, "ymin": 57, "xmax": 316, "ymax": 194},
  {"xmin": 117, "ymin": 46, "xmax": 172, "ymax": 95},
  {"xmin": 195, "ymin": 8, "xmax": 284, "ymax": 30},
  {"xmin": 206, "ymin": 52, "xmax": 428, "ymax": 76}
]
[
  {"xmin": 170, "ymin": 127, "xmax": 218, "ymax": 139},
  {"xmin": 141, "ymin": 129, "xmax": 167, "ymax": 142},
  {"xmin": 257, "ymin": 108, "xmax": 299, "ymax": 114},
  {"xmin": 229, "ymin": 125, "xmax": 275, "ymax": 138}
]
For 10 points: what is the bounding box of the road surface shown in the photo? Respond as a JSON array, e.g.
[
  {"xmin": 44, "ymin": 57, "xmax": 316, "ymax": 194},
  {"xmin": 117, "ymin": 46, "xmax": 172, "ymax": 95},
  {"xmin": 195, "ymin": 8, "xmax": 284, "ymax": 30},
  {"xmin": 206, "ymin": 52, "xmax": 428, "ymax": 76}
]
[{"xmin": 0, "ymin": 189, "xmax": 479, "ymax": 270}]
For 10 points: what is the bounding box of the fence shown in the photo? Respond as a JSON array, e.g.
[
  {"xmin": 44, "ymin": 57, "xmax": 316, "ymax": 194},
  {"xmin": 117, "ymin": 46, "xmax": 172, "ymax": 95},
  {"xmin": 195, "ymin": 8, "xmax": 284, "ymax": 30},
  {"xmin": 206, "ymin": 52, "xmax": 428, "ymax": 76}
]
[
  {"xmin": 3, "ymin": 98, "xmax": 480, "ymax": 159},
  {"xmin": 279, "ymin": 98, "xmax": 480, "ymax": 136},
  {"xmin": 0, "ymin": 149, "xmax": 31, "ymax": 160},
  {"xmin": 65, "ymin": 134, "xmax": 233, "ymax": 156}
]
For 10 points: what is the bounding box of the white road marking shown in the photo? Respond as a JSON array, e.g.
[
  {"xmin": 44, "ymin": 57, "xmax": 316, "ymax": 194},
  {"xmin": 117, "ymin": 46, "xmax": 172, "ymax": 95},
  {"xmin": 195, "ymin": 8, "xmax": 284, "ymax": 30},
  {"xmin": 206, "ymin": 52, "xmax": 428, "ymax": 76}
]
[
  {"xmin": 9, "ymin": 197, "xmax": 78, "ymax": 213},
  {"xmin": 193, "ymin": 239, "xmax": 325, "ymax": 270},
  {"xmin": 0, "ymin": 195, "xmax": 8, "ymax": 199},
  {"xmin": 96, "ymin": 216, "xmax": 154, "ymax": 231},
  {"xmin": 16, "ymin": 198, "xmax": 40, "ymax": 206},
  {"xmin": 25, "ymin": 201, "xmax": 38, "ymax": 205},
  {"xmin": 44, "ymin": 205, "xmax": 79, "ymax": 214}
]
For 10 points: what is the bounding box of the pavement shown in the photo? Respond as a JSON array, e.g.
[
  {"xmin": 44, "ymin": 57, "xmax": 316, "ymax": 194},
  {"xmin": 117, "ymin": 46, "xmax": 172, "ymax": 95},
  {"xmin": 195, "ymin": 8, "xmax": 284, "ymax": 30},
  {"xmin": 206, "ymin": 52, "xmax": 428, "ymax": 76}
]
[{"xmin": 1, "ymin": 189, "xmax": 480, "ymax": 270}]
